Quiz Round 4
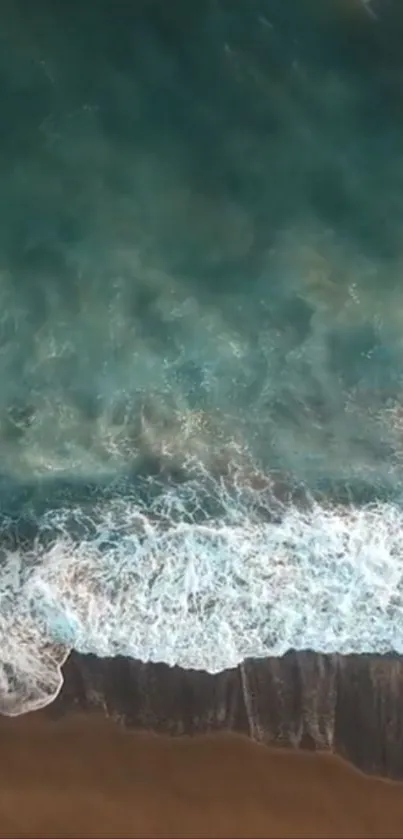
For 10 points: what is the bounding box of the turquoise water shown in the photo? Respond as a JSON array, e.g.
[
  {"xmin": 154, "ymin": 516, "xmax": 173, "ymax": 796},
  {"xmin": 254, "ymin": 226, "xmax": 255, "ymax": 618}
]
[{"xmin": 2, "ymin": 0, "xmax": 403, "ymax": 713}]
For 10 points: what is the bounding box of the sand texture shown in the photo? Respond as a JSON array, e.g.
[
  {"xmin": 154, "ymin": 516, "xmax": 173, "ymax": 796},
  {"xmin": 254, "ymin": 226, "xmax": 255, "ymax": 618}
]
[{"xmin": 2, "ymin": 712, "xmax": 403, "ymax": 839}]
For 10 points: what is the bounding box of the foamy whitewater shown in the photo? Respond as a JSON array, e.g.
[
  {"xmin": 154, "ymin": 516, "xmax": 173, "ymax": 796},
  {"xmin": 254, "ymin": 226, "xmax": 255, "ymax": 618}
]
[{"xmin": 2, "ymin": 473, "xmax": 403, "ymax": 715}]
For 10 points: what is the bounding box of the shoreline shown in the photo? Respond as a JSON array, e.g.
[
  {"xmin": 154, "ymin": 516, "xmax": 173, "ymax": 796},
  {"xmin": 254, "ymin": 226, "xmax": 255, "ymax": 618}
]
[{"xmin": 43, "ymin": 650, "xmax": 403, "ymax": 782}]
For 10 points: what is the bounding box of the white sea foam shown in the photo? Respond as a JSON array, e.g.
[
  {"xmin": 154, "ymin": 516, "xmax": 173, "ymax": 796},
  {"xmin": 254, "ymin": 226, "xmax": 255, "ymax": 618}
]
[{"xmin": 2, "ymin": 477, "xmax": 403, "ymax": 715}]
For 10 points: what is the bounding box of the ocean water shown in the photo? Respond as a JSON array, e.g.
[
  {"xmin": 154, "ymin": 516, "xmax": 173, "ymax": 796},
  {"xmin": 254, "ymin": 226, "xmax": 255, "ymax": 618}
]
[{"xmin": 2, "ymin": 0, "xmax": 403, "ymax": 714}]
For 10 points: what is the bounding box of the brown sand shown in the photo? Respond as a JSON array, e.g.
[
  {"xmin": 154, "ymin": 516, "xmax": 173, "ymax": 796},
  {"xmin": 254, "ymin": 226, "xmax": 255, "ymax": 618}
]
[{"xmin": 1, "ymin": 714, "xmax": 403, "ymax": 838}]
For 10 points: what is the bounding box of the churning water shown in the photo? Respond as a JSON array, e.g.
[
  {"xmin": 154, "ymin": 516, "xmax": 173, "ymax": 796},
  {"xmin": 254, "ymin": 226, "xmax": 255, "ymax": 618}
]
[{"xmin": 1, "ymin": 0, "xmax": 403, "ymax": 713}]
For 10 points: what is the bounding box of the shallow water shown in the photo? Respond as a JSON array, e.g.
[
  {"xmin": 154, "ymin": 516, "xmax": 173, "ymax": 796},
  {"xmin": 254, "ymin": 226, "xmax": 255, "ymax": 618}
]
[{"xmin": 2, "ymin": 0, "xmax": 403, "ymax": 713}]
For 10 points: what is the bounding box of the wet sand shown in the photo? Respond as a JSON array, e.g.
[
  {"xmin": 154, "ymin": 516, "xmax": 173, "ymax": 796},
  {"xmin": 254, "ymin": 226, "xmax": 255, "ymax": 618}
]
[{"xmin": 1, "ymin": 713, "xmax": 403, "ymax": 838}]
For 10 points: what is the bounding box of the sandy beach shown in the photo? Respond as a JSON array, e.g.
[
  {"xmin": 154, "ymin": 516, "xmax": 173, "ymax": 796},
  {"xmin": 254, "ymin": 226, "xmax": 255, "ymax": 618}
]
[{"xmin": 1, "ymin": 712, "xmax": 403, "ymax": 839}]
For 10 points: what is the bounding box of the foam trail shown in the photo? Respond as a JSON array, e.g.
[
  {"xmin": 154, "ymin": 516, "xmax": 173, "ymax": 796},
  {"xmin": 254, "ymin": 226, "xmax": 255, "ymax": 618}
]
[
  {"xmin": 0, "ymin": 551, "xmax": 69, "ymax": 716},
  {"xmin": 2, "ymin": 473, "xmax": 403, "ymax": 714}
]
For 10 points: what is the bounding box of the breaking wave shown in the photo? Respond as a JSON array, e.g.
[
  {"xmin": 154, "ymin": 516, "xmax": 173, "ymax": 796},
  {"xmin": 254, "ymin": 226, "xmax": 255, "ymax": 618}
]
[{"xmin": 2, "ymin": 470, "xmax": 403, "ymax": 715}]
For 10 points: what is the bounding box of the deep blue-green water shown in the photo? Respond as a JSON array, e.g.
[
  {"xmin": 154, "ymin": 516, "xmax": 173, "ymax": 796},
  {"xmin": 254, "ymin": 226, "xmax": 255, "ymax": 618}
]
[{"xmin": 2, "ymin": 0, "xmax": 403, "ymax": 715}]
